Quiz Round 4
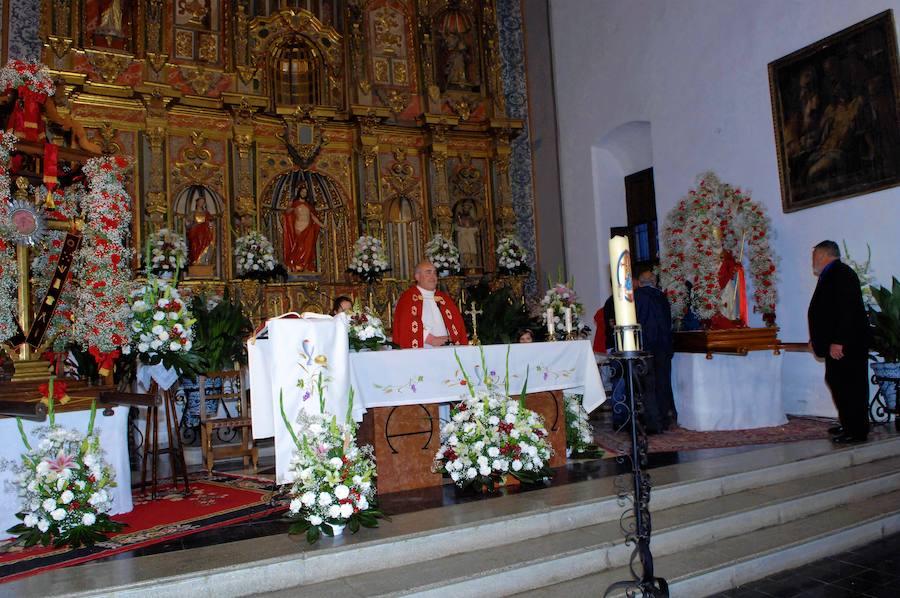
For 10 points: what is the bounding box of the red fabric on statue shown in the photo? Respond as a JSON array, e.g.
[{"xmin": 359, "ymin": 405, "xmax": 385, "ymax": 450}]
[
  {"xmin": 283, "ymin": 199, "xmax": 320, "ymax": 271},
  {"xmin": 186, "ymin": 214, "xmax": 214, "ymax": 264},
  {"xmin": 392, "ymin": 286, "xmax": 468, "ymax": 348}
]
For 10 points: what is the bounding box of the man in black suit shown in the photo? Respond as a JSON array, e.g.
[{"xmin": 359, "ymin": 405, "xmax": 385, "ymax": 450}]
[{"xmin": 808, "ymin": 240, "xmax": 870, "ymax": 443}]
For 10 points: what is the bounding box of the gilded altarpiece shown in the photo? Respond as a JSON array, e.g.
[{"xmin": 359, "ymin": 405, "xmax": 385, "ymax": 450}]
[{"xmin": 30, "ymin": 0, "xmax": 534, "ymax": 323}]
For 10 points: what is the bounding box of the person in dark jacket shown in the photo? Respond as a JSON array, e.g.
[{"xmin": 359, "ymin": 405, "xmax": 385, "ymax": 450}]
[{"xmin": 808, "ymin": 240, "xmax": 870, "ymax": 443}]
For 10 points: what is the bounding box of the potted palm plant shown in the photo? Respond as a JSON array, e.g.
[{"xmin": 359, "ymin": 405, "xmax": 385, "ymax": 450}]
[{"xmin": 869, "ymin": 277, "xmax": 900, "ymax": 412}]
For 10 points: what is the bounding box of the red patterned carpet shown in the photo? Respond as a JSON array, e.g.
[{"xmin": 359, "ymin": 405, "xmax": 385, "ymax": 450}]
[
  {"xmin": 0, "ymin": 472, "xmax": 285, "ymax": 582},
  {"xmin": 594, "ymin": 416, "xmax": 837, "ymax": 455}
]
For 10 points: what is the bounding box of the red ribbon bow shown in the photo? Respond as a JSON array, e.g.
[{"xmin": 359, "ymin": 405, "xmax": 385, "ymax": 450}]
[
  {"xmin": 88, "ymin": 347, "xmax": 120, "ymax": 377},
  {"xmin": 38, "ymin": 380, "xmax": 68, "ymax": 403}
]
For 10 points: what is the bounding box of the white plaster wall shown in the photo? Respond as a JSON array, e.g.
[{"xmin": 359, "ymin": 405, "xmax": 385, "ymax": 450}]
[{"xmin": 550, "ymin": 0, "xmax": 900, "ymax": 416}]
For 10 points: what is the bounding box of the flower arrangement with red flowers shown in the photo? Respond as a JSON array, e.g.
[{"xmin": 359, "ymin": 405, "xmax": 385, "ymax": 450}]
[
  {"xmin": 0, "ymin": 131, "xmax": 18, "ymax": 342},
  {"xmin": 433, "ymin": 349, "xmax": 553, "ymax": 492},
  {"xmin": 659, "ymin": 172, "xmax": 778, "ymax": 324},
  {"xmin": 0, "ymin": 59, "xmax": 56, "ymax": 97},
  {"xmin": 73, "ymin": 155, "xmax": 134, "ymax": 373}
]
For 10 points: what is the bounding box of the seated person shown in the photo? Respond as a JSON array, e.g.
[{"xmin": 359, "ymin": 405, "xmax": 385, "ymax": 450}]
[
  {"xmin": 331, "ymin": 295, "xmax": 353, "ymax": 316},
  {"xmin": 518, "ymin": 328, "xmax": 534, "ymax": 343},
  {"xmin": 392, "ymin": 261, "xmax": 468, "ymax": 348}
]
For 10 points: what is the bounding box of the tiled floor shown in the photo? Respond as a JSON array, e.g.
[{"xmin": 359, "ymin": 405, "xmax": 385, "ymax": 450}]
[{"xmin": 709, "ymin": 532, "xmax": 900, "ymax": 597}]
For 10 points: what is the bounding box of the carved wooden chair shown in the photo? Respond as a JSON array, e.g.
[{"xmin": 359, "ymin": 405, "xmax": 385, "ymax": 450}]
[{"xmin": 198, "ymin": 369, "xmax": 259, "ymax": 472}]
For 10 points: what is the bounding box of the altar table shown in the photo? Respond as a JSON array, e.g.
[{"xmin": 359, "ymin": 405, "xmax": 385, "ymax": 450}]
[
  {"xmin": 672, "ymin": 351, "xmax": 786, "ymax": 431},
  {"xmin": 0, "ymin": 407, "xmax": 132, "ymax": 536}
]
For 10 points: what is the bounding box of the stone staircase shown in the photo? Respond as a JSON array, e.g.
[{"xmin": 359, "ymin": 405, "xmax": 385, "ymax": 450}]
[{"xmin": 19, "ymin": 435, "xmax": 900, "ymax": 598}]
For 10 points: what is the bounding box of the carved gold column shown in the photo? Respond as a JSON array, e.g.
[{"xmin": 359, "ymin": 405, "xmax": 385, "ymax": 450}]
[
  {"xmin": 427, "ymin": 119, "xmax": 454, "ymax": 238},
  {"xmin": 232, "ymin": 100, "xmax": 257, "ymax": 236},
  {"xmin": 354, "ymin": 107, "xmax": 388, "ymax": 237},
  {"xmin": 491, "ymin": 122, "xmax": 523, "ymax": 235},
  {"xmin": 482, "ymin": 0, "xmax": 506, "ymax": 118},
  {"xmin": 144, "ymin": 124, "xmax": 168, "ymax": 231}
]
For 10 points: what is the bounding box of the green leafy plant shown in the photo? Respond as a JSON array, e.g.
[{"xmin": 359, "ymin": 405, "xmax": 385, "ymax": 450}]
[
  {"xmin": 869, "ymin": 277, "xmax": 900, "ymax": 363},
  {"xmin": 461, "ymin": 280, "xmax": 544, "ymax": 344},
  {"xmin": 190, "ymin": 290, "xmax": 253, "ymax": 372}
]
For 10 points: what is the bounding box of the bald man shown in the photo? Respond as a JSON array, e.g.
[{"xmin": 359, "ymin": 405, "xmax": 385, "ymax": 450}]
[{"xmin": 392, "ymin": 261, "xmax": 468, "ymax": 348}]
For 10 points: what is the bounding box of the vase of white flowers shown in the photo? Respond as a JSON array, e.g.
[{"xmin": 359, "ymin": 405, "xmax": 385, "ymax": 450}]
[
  {"xmin": 235, "ymin": 231, "xmax": 285, "ymax": 281},
  {"xmin": 128, "ymin": 276, "xmax": 200, "ymax": 377},
  {"xmin": 496, "ymin": 235, "xmax": 529, "ymax": 275},
  {"xmin": 425, "ymin": 233, "xmax": 461, "ymax": 277},
  {"xmin": 147, "ymin": 228, "xmax": 187, "ymax": 278},
  {"xmin": 347, "ymin": 235, "xmax": 390, "ymax": 283}
]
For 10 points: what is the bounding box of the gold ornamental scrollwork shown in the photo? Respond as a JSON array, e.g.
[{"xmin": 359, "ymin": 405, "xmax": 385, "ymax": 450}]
[
  {"xmin": 385, "ymin": 89, "xmax": 409, "ymax": 114},
  {"xmin": 146, "ymin": 53, "xmax": 168, "ymax": 74},
  {"xmin": 98, "ymin": 122, "xmax": 121, "ymax": 155},
  {"xmin": 173, "ymin": 131, "xmax": 223, "ymax": 191},
  {"xmin": 85, "ymin": 50, "xmax": 131, "ymax": 83},
  {"xmin": 179, "ymin": 66, "xmax": 221, "ymax": 96},
  {"xmin": 47, "ymin": 36, "xmax": 73, "ymax": 60}
]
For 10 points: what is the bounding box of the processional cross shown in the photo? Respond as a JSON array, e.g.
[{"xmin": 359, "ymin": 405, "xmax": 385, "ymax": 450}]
[{"xmin": 465, "ymin": 301, "xmax": 483, "ymax": 346}]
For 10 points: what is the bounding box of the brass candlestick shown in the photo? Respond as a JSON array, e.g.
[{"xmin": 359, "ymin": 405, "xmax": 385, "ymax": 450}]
[{"xmin": 466, "ymin": 301, "xmax": 483, "ymax": 346}]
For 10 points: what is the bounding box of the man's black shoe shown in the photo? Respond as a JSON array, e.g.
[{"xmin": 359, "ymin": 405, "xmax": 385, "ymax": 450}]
[
  {"xmin": 828, "ymin": 425, "xmax": 843, "ymax": 435},
  {"xmin": 832, "ymin": 434, "xmax": 867, "ymax": 444}
]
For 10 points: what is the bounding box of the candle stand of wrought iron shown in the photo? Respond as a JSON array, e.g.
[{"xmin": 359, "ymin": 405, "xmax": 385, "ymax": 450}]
[{"xmin": 604, "ymin": 324, "xmax": 669, "ymax": 598}]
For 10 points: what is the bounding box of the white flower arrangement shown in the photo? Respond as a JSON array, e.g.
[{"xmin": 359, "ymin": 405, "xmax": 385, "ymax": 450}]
[
  {"xmin": 425, "ymin": 233, "xmax": 461, "ymax": 277},
  {"xmin": 540, "ymin": 279, "xmax": 589, "ymax": 339},
  {"xmin": 346, "ymin": 301, "xmax": 390, "ymax": 352},
  {"xmin": 280, "ymin": 390, "xmax": 383, "ymax": 543},
  {"xmin": 433, "ymin": 350, "xmax": 553, "ymax": 491},
  {"xmin": 234, "ymin": 230, "xmax": 277, "ymax": 278},
  {"xmin": 496, "ymin": 235, "xmax": 529, "ymax": 275},
  {"xmin": 0, "ymin": 59, "xmax": 56, "ymax": 97},
  {"xmin": 127, "ymin": 276, "xmax": 199, "ymax": 376},
  {"xmin": 564, "ymin": 394, "xmax": 594, "ymax": 454},
  {"xmin": 347, "ymin": 235, "xmax": 390, "ymax": 283},
  {"xmin": 6, "ymin": 381, "xmax": 123, "ymax": 548},
  {"xmin": 147, "ymin": 228, "xmax": 187, "ymax": 276}
]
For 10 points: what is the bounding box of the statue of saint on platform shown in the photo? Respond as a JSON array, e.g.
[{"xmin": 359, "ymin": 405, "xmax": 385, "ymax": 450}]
[
  {"xmin": 455, "ymin": 202, "xmax": 479, "ymax": 269},
  {"xmin": 443, "ymin": 31, "xmax": 470, "ymax": 88},
  {"xmin": 96, "ymin": 0, "xmax": 125, "ymax": 37},
  {"xmin": 283, "ymin": 185, "xmax": 323, "ymax": 272},
  {"xmin": 186, "ymin": 195, "xmax": 215, "ymax": 265},
  {"xmin": 711, "ymin": 226, "xmax": 747, "ymax": 328}
]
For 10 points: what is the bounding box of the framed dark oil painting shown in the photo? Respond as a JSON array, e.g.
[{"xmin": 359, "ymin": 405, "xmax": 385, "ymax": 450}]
[{"xmin": 769, "ymin": 10, "xmax": 900, "ymax": 213}]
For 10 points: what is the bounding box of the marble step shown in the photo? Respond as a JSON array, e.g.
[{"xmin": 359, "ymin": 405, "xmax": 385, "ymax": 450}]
[
  {"xmin": 516, "ymin": 488, "xmax": 900, "ymax": 598},
  {"xmin": 19, "ymin": 436, "xmax": 900, "ymax": 598},
  {"xmin": 266, "ymin": 453, "xmax": 900, "ymax": 597}
]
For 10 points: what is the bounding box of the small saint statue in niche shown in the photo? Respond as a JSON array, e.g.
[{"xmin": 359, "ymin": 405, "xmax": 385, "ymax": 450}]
[
  {"xmin": 283, "ymin": 185, "xmax": 323, "ymax": 272},
  {"xmin": 455, "ymin": 201, "xmax": 480, "ymax": 270},
  {"xmin": 186, "ymin": 194, "xmax": 216, "ymax": 266},
  {"xmin": 442, "ymin": 31, "xmax": 471, "ymax": 88}
]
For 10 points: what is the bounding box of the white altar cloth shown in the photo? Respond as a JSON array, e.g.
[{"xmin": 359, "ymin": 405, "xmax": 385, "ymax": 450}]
[
  {"xmin": 672, "ymin": 351, "xmax": 786, "ymax": 431},
  {"xmin": 349, "ymin": 340, "xmax": 606, "ymax": 413},
  {"xmin": 0, "ymin": 407, "xmax": 132, "ymax": 537},
  {"xmin": 248, "ymin": 315, "xmax": 351, "ymax": 484}
]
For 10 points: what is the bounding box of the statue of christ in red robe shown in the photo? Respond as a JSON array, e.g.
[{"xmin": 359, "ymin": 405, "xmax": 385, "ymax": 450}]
[{"xmin": 283, "ymin": 185, "xmax": 323, "ymax": 272}]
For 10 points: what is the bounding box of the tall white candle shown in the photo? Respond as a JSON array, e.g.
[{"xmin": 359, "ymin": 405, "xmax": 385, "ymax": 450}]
[
  {"xmin": 608, "ymin": 235, "xmax": 638, "ymax": 351},
  {"xmin": 564, "ymin": 307, "xmax": 573, "ymax": 333},
  {"xmin": 546, "ymin": 307, "xmax": 555, "ymax": 338}
]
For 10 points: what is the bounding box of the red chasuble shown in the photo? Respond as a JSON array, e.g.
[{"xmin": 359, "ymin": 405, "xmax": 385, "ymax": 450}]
[{"xmin": 392, "ymin": 286, "xmax": 469, "ymax": 348}]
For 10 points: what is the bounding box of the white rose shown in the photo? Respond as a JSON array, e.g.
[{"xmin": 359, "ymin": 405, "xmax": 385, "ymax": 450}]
[
  {"xmin": 169, "ymin": 341, "xmax": 182, "ymax": 351},
  {"xmin": 42, "ymin": 498, "xmax": 56, "ymax": 511},
  {"xmin": 448, "ymin": 435, "xmax": 459, "ymax": 446},
  {"xmin": 466, "ymin": 467, "xmax": 477, "ymax": 479},
  {"xmin": 327, "ymin": 504, "xmax": 341, "ymax": 519},
  {"xmin": 478, "ymin": 466, "xmax": 491, "ymax": 476},
  {"xmin": 309, "ymin": 424, "xmax": 323, "ymax": 435},
  {"xmin": 504, "ymin": 413, "xmax": 517, "ymax": 424},
  {"xmin": 82, "ymin": 512, "xmax": 96, "ymax": 526},
  {"xmin": 487, "ymin": 447, "xmax": 500, "ymax": 458},
  {"xmin": 512, "ymin": 459, "xmax": 523, "ymax": 471},
  {"xmin": 60, "ymin": 490, "xmax": 74, "ymax": 505},
  {"xmin": 493, "ymin": 459, "xmax": 508, "ymax": 471},
  {"xmin": 318, "ymin": 492, "xmax": 333, "ymax": 506},
  {"xmin": 301, "ymin": 491, "xmax": 316, "ymax": 507},
  {"xmin": 23, "ymin": 514, "xmax": 37, "ymax": 528},
  {"xmin": 37, "ymin": 519, "xmax": 49, "ymax": 533},
  {"xmin": 150, "ymin": 339, "xmax": 162, "ymax": 350},
  {"xmin": 334, "ymin": 485, "xmax": 350, "ymax": 500},
  {"xmin": 488, "ymin": 416, "xmax": 500, "ymax": 426},
  {"xmin": 50, "ymin": 508, "xmax": 67, "ymax": 521},
  {"xmin": 152, "ymin": 311, "xmax": 166, "ymax": 321},
  {"xmin": 339, "ymin": 503, "xmax": 354, "ymax": 519},
  {"xmin": 36, "ymin": 461, "xmax": 50, "ymax": 475},
  {"xmin": 309, "ymin": 515, "xmax": 323, "ymax": 526},
  {"xmin": 357, "ymin": 496, "xmax": 369, "ymax": 510},
  {"xmin": 329, "ymin": 457, "xmax": 343, "ymax": 469},
  {"xmin": 138, "ymin": 342, "xmax": 150, "ymax": 353},
  {"xmin": 450, "ymin": 471, "xmax": 460, "ymax": 482},
  {"xmin": 510, "ymin": 429, "xmax": 520, "ymax": 439}
]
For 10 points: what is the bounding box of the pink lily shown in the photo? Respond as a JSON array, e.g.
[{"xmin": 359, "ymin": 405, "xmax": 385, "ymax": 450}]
[{"xmin": 46, "ymin": 452, "xmax": 79, "ymax": 474}]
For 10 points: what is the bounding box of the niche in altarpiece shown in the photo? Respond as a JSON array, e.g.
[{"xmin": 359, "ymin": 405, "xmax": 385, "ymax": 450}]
[
  {"xmin": 263, "ymin": 168, "xmax": 350, "ymax": 282},
  {"xmin": 173, "ymin": 184, "xmax": 225, "ymax": 280},
  {"xmin": 449, "ymin": 156, "xmax": 488, "ymax": 274}
]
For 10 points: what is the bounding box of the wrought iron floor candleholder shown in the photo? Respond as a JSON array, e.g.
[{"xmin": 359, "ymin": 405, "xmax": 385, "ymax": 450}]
[{"xmin": 605, "ymin": 324, "xmax": 669, "ymax": 598}]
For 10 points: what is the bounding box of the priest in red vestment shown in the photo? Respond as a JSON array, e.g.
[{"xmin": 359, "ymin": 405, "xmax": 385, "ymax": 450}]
[{"xmin": 392, "ymin": 261, "xmax": 469, "ymax": 348}]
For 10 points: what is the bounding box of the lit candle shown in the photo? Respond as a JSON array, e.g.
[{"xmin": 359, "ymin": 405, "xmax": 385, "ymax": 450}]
[
  {"xmin": 564, "ymin": 307, "xmax": 573, "ymax": 334},
  {"xmin": 546, "ymin": 307, "xmax": 554, "ymax": 338},
  {"xmin": 609, "ymin": 235, "xmax": 638, "ymax": 351}
]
